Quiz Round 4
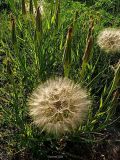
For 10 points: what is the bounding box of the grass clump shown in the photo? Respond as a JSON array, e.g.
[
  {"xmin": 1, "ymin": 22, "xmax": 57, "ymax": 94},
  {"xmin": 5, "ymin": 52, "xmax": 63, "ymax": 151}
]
[{"xmin": 0, "ymin": 0, "xmax": 120, "ymax": 159}]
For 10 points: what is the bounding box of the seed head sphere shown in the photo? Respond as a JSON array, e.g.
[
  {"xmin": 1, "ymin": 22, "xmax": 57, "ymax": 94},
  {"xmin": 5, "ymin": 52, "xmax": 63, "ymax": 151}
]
[
  {"xmin": 28, "ymin": 77, "xmax": 91, "ymax": 136},
  {"xmin": 97, "ymin": 28, "xmax": 120, "ymax": 53}
]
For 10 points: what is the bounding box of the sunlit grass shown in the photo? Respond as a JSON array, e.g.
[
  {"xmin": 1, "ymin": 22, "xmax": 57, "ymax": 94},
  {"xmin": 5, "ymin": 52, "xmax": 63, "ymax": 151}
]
[{"xmin": 0, "ymin": 0, "xmax": 120, "ymax": 159}]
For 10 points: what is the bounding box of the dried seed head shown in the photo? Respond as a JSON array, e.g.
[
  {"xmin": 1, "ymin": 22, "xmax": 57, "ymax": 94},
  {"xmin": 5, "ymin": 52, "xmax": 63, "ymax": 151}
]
[
  {"xmin": 29, "ymin": 0, "xmax": 33, "ymax": 14},
  {"xmin": 22, "ymin": 0, "xmax": 26, "ymax": 15},
  {"xmin": 36, "ymin": 7, "xmax": 42, "ymax": 33},
  {"xmin": 55, "ymin": 0, "xmax": 60, "ymax": 28},
  {"xmin": 28, "ymin": 77, "xmax": 91, "ymax": 136},
  {"xmin": 63, "ymin": 26, "xmax": 73, "ymax": 76},
  {"xmin": 97, "ymin": 28, "xmax": 120, "ymax": 53},
  {"xmin": 11, "ymin": 16, "xmax": 16, "ymax": 45},
  {"xmin": 83, "ymin": 35, "xmax": 93, "ymax": 62},
  {"xmin": 86, "ymin": 17, "xmax": 94, "ymax": 43}
]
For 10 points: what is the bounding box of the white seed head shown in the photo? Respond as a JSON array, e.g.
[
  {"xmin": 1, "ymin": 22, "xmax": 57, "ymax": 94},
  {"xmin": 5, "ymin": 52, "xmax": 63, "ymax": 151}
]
[
  {"xmin": 97, "ymin": 28, "xmax": 120, "ymax": 53},
  {"xmin": 28, "ymin": 77, "xmax": 91, "ymax": 136}
]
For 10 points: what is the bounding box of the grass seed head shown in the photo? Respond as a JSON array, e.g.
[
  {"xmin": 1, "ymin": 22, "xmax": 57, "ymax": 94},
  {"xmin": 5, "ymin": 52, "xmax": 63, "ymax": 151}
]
[
  {"xmin": 11, "ymin": 16, "xmax": 16, "ymax": 45},
  {"xmin": 63, "ymin": 26, "xmax": 73, "ymax": 76},
  {"xmin": 29, "ymin": 0, "xmax": 33, "ymax": 14},
  {"xmin": 36, "ymin": 7, "xmax": 42, "ymax": 33},
  {"xmin": 83, "ymin": 35, "xmax": 93, "ymax": 63},
  {"xmin": 28, "ymin": 77, "xmax": 91, "ymax": 136},
  {"xmin": 22, "ymin": 0, "xmax": 26, "ymax": 15}
]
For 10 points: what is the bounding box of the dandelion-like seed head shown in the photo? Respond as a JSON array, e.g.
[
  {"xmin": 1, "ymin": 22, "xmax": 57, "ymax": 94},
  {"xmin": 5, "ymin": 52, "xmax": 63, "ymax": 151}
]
[
  {"xmin": 97, "ymin": 28, "xmax": 120, "ymax": 53},
  {"xmin": 28, "ymin": 77, "xmax": 91, "ymax": 136}
]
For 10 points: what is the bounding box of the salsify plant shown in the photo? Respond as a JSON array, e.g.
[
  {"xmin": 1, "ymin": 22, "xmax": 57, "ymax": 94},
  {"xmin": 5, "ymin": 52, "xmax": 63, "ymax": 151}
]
[
  {"xmin": 97, "ymin": 28, "xmax": 120, "ymax": 53},
  {"xmin": 1, "ymin": 0, "xmax": 120, "ymax": 158},
  {"xmin": 28, "ymin": 77, "xmax": 91, "ymax": 136}
]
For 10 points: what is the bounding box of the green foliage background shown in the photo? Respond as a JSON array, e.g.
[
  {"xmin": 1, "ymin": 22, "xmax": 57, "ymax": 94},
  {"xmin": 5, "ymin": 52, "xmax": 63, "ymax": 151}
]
[{"xmin": 0, "ymin": 0, "xmax": 120, "ymax": 159}]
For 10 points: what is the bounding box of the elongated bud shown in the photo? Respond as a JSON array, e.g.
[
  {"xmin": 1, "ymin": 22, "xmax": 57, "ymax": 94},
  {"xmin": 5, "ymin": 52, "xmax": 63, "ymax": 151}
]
[
  {"xmin": 82, "ymin": 35, "xmax": 93, "ymax": 62},
  {"xmin": 55, "ymin": 0, "xmax": 58, "ymax": 8},
  {"xmin": 112, "ymin": 90, "xmax": 119, "ymax": 103},
  {"xmin": 11, "ymin": 16, "xmax": 17, "ymax": 45},
  {"xmin": 63, "ymin": 26, "xmax": 73, "ymax": 77},
  {"xmin": 82, "ymin": 17, "xmax": 94, "ymax": 63},
  {"xmin": 75, "ymin": 11, "xmax": 79, "ymax": 22},
  {"xmin": 72, "ymin": 10, "xmax": 79, "ymax": 28},
  {"xmin": 22, "ymin": 0, "xmax": 26, "ymax": 15},
  {"xmin": 55, "ymin": 0, "xmax": 60, "ymax": 28},
  {"xmin": 80, "ymin": 18, "xmax": 94, "ymax": 78},
  {"xmin": 86, "ymin": 17, "xmax": 94, "ymax": 43},
  {"xmin": 29, "ymin": 0, "xmax": 33, "ymax": 14},
  {"xmin": 104, "ymin": 60, "xmax": 120, "ymax": 105},
  {"xmin": 105, "ymin": 89, "xmax": 119, "ymax": 122},
  {"xmin": 36, "ymin": 7, "xmax": 42, "ymax": 33},
  {"xmin": 33, "ymin": 0, "xmax": 38, "ymax": 10},
  {"xmin": 114, "ymin": 60, "xmax": 120, "ymax": 88}
]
